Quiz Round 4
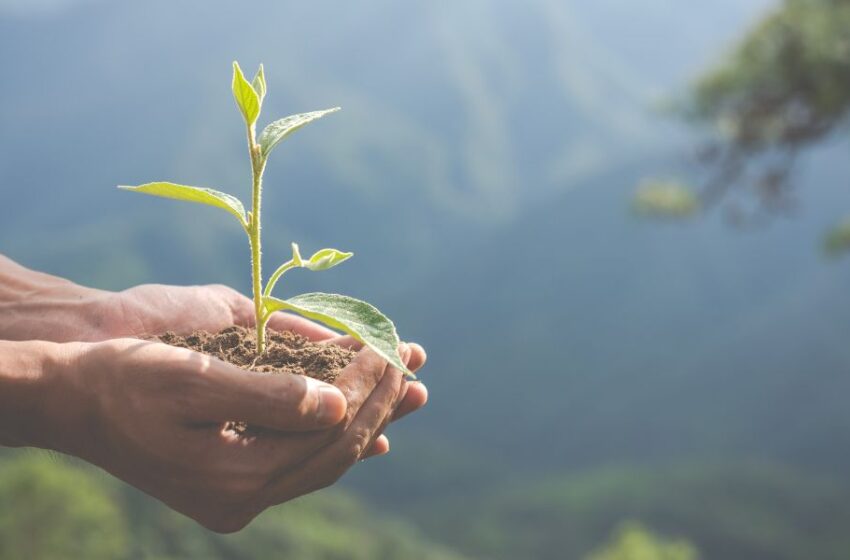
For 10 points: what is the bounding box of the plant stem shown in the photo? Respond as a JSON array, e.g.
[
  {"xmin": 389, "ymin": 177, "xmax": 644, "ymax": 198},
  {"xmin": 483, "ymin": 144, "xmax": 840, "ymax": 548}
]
[
  {"xmin": 263, "ymin": 260, "xmax": 297, "ymax": 298},
  {"xmin": 247, "ymin": 124, "xmax": 267, "ymax": 354}
]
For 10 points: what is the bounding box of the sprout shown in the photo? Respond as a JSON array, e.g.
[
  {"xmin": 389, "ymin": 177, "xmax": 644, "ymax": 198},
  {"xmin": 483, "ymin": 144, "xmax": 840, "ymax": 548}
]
[{"xmin": 119, "ymin": 62, "xmax": 411, "ymax": 376}]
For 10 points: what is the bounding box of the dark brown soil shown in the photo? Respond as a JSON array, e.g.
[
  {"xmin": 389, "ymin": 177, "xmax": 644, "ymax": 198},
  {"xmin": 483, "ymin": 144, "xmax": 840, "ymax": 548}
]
[{"xmin": 155, "ymin": 325, "xmax": 356, "ymax": 384}]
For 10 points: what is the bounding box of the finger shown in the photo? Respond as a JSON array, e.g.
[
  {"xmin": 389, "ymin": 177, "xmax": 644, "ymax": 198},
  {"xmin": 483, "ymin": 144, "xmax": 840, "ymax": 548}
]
[
  {"xmin": 265, "ymin": 312, "xmax": 337, "ymax": 341},
  {"xmin": 265, "ymin": 360, "xmax": 405, "ymax": 504},
  {"xmin": 186, "ymin": 355, "xmax": 347, "ymax": 431},
  {"xmin": 391, "ymin": 382, "xmax": 428, "ymax": 421},
  {"xmin": 320, "ymin": 340, "xmax": 426, "ymax": 367},
  {"xmin": 234, "ymin": 345, "xmax": 410, "ymax": 472},
  {"xmin": 361, "ymin": 434, "xmax": 390, "ymax": 459},
  {"xmin": 406, "ymin": 343, "xmax": 427, "ymax": 373},
  {"xmin": 323, "ymin": 362, "xmax": 404, "ymax": 465},
  {"xmin": 332, "ymin": 345, "xmax": 402, "ymax": 427}
]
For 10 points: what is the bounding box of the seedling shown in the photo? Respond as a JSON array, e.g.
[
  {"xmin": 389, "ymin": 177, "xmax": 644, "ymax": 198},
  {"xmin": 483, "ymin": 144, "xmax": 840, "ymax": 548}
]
[{"xmin": 120, "ymin": 62, "xmax": 410, "ymax": 375}]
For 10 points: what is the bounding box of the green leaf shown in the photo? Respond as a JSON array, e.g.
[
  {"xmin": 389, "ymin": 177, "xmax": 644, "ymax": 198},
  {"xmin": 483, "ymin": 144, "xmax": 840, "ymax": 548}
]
[
  {"xmin": 264, "ymin": 293, "xmax": 411, "ymax": 376},
  {"xmin": 258, "ymin": 107, "xmax": 340, "ymax": 158},
  {"xmin": 232, "ymin": 61, "xmax": 260, "ymax": 125},
  {"xmin": 118, "ymin": 182, "xmax": 248, "ymax": 228},
  {"xmin": 252, "ymin": 64, "xmax": 266, "ymax": 103},
  {"xmin": 304, "ymin": 248, "xmax": 353, "ymax": 271}
]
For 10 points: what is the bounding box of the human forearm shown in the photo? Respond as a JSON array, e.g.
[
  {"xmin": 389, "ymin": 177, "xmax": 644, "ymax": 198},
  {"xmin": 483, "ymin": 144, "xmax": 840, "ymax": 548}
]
[
  {"xmin": 0, "ymin": 254, "xmax": 111, "ymax": 342},
  {"xmin": 0, "ymin": 339, "xmax": 79, "ymax": 450}
]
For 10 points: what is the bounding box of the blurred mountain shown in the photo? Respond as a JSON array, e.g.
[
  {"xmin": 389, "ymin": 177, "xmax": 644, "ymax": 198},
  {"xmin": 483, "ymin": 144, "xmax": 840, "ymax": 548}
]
[
  {"xmin": 401, "ymin": 142, "xmax": 850, "ymax": 474},
  {"xmin": 4, "ymin": 2, "xmax": 850, "ymax": 558},
  {"xmin": 0, "ymin": 0, "xmax": 773, "ymax": 291}
]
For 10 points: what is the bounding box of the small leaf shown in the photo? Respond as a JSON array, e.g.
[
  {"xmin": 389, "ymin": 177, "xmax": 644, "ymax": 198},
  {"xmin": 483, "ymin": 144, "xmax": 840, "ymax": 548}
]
[
  {"xmin": 264, "ymin": 293, "xmax": 411, "ymax": 376},
  {"xmin": 304, "ymin": 248, "xmax": 353, "ymax": 271},
  {"xmin": 232, "ymin": 61, "xmax": 260, "ymax": 125},
  {"xmin": 118, "ymin": 182, "xmax": 248, "ymax": 228},
  {"xmin": 252, "ymin": 64, "xmax": 266, "ymax": 103},
  {"xmin": 259, "ymin": 107, "xmax": 340, "ymax": 158}
]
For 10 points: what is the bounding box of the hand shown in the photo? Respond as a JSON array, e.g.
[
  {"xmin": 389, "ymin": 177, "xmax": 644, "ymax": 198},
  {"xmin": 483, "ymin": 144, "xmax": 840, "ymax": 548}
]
[
  {"xmin": 106, "ymin": 283, "xmax": 430, "ymax": 452},
  {"xmin": 0, "ymin": 267, "xmax": 427, "ymax": 438},
  {"xmin": 41, "ymin": 337, "xmax": 419, "ymax": 533},
  {"xmin": 0, "ymin": 255, "xmax": 428, "ymax": 471}
]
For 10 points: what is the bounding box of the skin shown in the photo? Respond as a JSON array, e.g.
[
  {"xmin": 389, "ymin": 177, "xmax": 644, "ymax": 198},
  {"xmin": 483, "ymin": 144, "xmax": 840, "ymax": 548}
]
[{"xmin": 0, "ymin": 255, "xmax": 428, "ymax": 532}]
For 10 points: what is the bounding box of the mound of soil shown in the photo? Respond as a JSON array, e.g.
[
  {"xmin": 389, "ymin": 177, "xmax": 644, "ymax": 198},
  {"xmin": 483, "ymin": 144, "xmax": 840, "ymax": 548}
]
[{"xmin": 155, "ymin": 325, "xmax": 356, "ymax": 384}]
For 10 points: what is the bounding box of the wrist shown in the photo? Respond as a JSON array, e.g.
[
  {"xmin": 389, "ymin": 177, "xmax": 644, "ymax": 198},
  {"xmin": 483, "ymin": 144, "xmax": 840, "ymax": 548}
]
[{"xmin": 0, "ymin": 340, "xmax": 81, "ymax": 450}]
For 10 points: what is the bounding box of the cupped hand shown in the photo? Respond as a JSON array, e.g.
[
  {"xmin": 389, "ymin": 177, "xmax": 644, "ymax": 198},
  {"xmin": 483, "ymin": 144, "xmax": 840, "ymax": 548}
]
[
  {"xmin": 105, "ymin": 283, "xmax": 429, "ymax": 441},
  {"xmin": 49, "ymin": 337, "xmax": 419, "ymax": 532}
]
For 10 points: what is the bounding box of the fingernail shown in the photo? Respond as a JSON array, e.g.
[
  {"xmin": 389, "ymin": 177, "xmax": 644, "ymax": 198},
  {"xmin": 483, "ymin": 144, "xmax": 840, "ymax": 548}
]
[{"xmin": 316, "ymin": 385, "xmax": 346, "ymax": 425}]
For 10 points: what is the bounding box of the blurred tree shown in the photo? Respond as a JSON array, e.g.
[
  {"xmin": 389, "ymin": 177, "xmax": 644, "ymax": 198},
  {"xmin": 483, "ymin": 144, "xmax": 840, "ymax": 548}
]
[
  {"xmin": 584, "ymin": 522, "xmax": 699, "ymax": 560},
  {"xmin": 0, "ymin": 453, "xmax": 128, "ymax": 560},
  {"xmin": 683, "ymin": 0, "xmax": 850, "ymax": 223}
]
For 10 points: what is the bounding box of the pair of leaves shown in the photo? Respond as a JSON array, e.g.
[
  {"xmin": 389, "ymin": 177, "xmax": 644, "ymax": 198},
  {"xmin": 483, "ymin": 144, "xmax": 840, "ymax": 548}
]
[
  {"xmin": 233, "ymin": 62, "xmax": 339, "ymax": 161},
  {"xmin": 232, "ymin": 62, "xmax": 265, "ymax": 126},
  {"xmin": 117, "ymin": 108, "xmax": 339, "ymax": 232},
  {"xmin": 232, "ymin": 62, "xmax": 339, "ymax": 160}
]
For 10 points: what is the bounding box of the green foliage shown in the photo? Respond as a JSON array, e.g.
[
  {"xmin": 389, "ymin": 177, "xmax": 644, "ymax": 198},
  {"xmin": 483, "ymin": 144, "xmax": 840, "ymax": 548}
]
[
  {"xmin": 415, "ymin": 463, "xmax": 850, "ymax": 560},
  {"xmin": 823, "ymin": 217, "xmax": 850, "ymax": 257},
  {"xmin": 125, "ymin": 493, "xmax": 469, "ymax": 560},
  {"xmin": 687, "ymin": 0, "xmax": 850, "ymax": 149},
  {"xmin": 632, "ymin": 179, "xmax": 699, "ymax": 219},
  {"xmin": 213, "ymin": 492, "xmax": 469, "ymax": 560},
  {"xmin": 678, "ymin": 0, "xmax": 850, "ymax": 220},
  {"xmin": 584, "ymin": 522, "xmax": 699, "ymax": 560},
  {"xmin": 120, "ymin": 62, "xmax": 407, "ymax": 370},
  {"xmin": 0, "ymin": 449, "xmax": 468, "ymax": 560},
  {"xmin": 0, "ymin": 453, "xmax": 127, "ymax": 560}
]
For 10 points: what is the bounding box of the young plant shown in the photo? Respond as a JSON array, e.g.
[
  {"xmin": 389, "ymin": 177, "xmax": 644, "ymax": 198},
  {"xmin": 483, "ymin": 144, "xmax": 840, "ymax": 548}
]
[{"xmin": 119, "ymin": 61, "xmax": 411, "ymax": 376}]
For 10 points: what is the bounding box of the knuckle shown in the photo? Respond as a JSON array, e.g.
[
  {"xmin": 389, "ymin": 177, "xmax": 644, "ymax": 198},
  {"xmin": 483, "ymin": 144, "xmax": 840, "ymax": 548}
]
[
  {"xmin": 345, "ymin": 430, "xmax": 371, "ymax": 464},
  {"xmin": 204, "ymin": 284, "xmax": 251, "ymax": 323},
  {"xmin": 294, "ymin": 391, "xmax": 317, "ymax": 420}
]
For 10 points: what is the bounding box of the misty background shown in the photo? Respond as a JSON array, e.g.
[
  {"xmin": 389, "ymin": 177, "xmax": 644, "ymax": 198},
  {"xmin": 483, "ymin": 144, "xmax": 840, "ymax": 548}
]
[{"xmin": 1, "ymin": 0, "xmax": 849, "ymax": 558}]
